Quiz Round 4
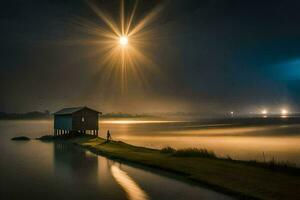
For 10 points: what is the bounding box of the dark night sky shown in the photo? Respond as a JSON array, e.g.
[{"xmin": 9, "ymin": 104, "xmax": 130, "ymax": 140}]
[{"xmin": 1, "ymin": 0, "xmax": 300, "ymax": 115}]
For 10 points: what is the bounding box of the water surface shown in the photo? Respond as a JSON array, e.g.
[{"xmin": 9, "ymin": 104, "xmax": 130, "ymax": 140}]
[{"xmin": 0, "ymin": 120, "xmax": 232, "ymax": 200}]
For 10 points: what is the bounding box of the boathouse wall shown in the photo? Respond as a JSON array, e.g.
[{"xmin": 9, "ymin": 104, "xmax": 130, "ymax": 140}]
[{"xmin": 54, "ymin": 115, "xmax": 72, "ymax": 131}]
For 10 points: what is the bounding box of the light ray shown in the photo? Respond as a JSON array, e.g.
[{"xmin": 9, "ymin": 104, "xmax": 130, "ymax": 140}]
[
  {"xmin": 121, "ymin": 0, "xmax": 125, "ymax": 35},
  {"xmin": 128, "ymin": 3, "xmax": 164, "ymax": 37},
  {"xmin": 71, "ymin": 16, "xmax": 118, "ymax": 39},
  {"xmin": 87, "ymin": 0, "xmax": 121, "ymax": 37},
  {"xmin": 125, "ymin": 0, "xmax": 139, "ymax": 35}
]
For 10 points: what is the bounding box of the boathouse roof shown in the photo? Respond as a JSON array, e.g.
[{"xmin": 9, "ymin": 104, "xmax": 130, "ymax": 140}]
[{"xmin": 54, "ymin": 106, "xmax": 100, "ymax": 115}]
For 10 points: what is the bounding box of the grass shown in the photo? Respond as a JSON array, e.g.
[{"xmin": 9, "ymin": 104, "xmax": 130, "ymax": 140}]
[
  {"xmin": 68, "ymin": 135, "xmax": 300, "ymax": 200},
  {"xmin": 241, "ymin": 158, "xmax": 297, "ymax": 171},
  {"xmin": 161, "ymin": 146, "xmax": 176, "ymax": 153},
  {"xmin": 161, "ymin": 146, "xmax": 296, "ymax": 171},
  {"xmin": 162, "ymin": 147, "xmax": 217, "ymax": 158}
]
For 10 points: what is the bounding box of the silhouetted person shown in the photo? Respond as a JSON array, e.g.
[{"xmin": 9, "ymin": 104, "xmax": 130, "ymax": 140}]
[{"xmin": 106, "ymin": 130, "xmax": 112, "ymax": 141}]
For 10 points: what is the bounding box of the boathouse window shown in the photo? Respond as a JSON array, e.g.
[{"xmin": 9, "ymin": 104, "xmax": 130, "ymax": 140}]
[{"xmin": 81, "ymin": 117, "xmax": 85, "ymax": 122}]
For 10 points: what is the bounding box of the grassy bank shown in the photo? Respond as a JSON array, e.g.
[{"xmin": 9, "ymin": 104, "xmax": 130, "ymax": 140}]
[{"xmin": 69, "ymin": 136, "xmax": 300, "ymax": 200}]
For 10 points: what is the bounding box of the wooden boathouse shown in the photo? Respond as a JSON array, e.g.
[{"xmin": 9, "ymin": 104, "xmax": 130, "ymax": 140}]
[{"xmin": 54, "ymin": 106, "xmax": 100, "ymax": 136}]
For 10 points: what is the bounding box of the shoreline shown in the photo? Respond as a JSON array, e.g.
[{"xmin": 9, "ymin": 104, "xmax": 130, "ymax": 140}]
[{"xmin": 64, "ymin": 135, "xmax": 300, "ymax": 200}]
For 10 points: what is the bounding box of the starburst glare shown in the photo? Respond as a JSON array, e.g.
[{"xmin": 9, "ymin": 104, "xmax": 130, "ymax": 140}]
[{"xmin": 80, "ymin": 0, "xmax": 164, "ymax": 93}]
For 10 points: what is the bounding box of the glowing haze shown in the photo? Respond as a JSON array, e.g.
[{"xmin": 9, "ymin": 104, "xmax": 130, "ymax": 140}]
[{"xmin": 2, "ymin": 1, "xmax": 300, "ymax": 115}]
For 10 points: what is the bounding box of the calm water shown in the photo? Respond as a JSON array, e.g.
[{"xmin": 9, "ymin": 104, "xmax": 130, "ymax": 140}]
[{"xmin": 0, "ymin": 120, "xmax": 232, "ymax": 200}]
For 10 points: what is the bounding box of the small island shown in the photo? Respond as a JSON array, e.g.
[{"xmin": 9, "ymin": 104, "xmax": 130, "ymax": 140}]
[{"xmin": 11, "ymin": 136, "xmax": 30, "ymax": 141}]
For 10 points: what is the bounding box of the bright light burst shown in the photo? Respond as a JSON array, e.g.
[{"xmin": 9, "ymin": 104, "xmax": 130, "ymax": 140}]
[
  {"xmin": 119, "ymin": 36, "xmax": 128, "ymax": 46},
  {"xmin": 79, "ymin": 0, "xmax": 164, "ymax": 93}
]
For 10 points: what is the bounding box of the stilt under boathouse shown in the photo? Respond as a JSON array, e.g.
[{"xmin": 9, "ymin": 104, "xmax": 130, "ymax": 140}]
[{"xmin": 54, "ymin": 106, "xmax": 101, "ymax": 136}]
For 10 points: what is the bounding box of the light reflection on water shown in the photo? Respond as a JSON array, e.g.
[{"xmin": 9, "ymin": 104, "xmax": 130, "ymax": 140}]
[
  {"xmin": 101, "ymin": 120, "xmax": 181, "ymax": 124},
  {"xmin": 111, "ymin": 164, "xmax": 149, "ymax": 200}
]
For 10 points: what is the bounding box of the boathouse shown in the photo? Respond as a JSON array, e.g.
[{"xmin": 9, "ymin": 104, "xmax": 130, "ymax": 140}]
[{"xmin": 54, "ymin": 106, "xmax": 100, "ymax": 136}]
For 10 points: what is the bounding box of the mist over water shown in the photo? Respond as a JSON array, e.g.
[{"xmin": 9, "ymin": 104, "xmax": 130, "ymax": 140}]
[
  {"xmin": 100, "ymin": 118, "xmax": 300, "ymax": 165},
  {"xmin": 0, "ymin": 119, "xmax": 233, "ymax": 200}
]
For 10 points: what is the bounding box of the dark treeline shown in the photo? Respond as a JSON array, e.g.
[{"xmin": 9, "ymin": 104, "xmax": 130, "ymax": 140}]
[
  {"xmin": 0, "ymin": 110, "xmax": 51, "ymax": 120},
  {"xmin": 0, "ymin": 110, "xmax": 151, "ymax": 120}
]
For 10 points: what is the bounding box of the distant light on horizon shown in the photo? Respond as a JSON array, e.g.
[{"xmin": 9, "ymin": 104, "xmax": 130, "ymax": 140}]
[
  {"xmin": 281, "ymin": 109, "xmax": 288, "ymax": 115},
  {"xmin": 261, "ymin": 109, "xmax": 268, "ymax": 115}
]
